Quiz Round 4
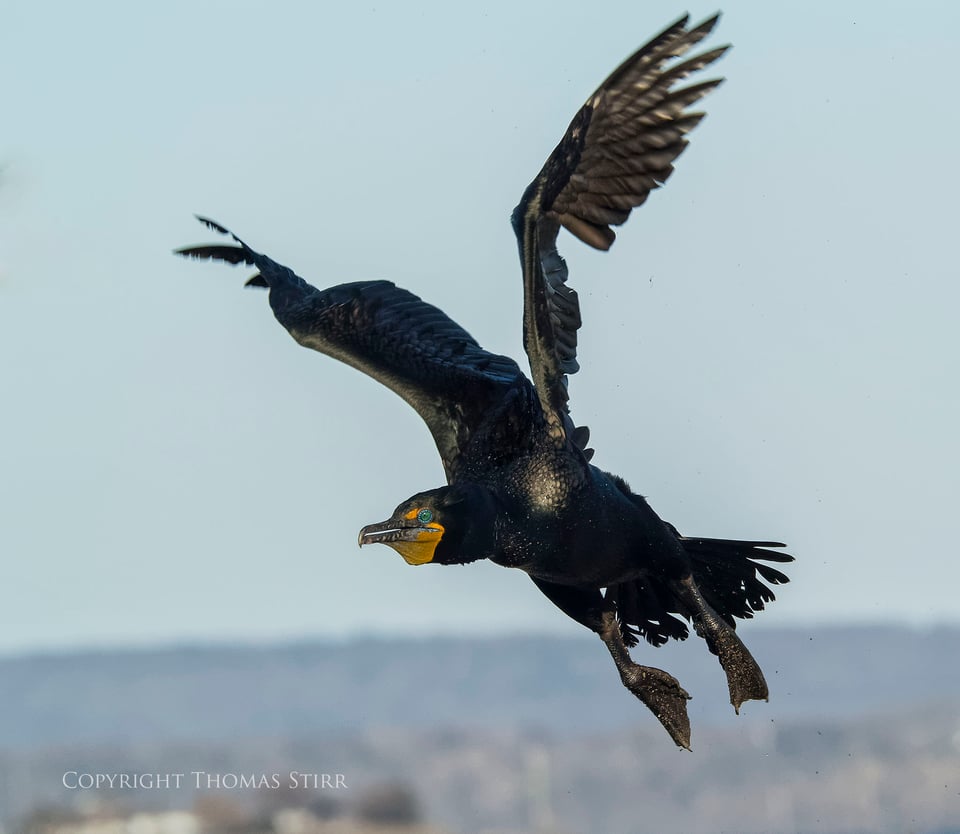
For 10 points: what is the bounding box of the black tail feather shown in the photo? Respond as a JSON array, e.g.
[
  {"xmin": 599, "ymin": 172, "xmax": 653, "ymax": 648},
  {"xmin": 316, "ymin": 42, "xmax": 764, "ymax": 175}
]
[
  {"xmin": 681, "ymin": 536, "xmax": 793, "ymax": 627},
  {"xmin": 608, "ymin": 579, "xmax": 690, "ymax": 649},
  {"xmin": 609, "ymin": 534, "xmax": 791, "ymax": 648}
]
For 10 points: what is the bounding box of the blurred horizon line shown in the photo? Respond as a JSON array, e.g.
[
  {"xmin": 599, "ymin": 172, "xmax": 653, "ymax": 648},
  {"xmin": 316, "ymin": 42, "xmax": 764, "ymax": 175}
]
[{"xmin": 4, "ymin": 617, "xmax": 958, "ymax": 661}]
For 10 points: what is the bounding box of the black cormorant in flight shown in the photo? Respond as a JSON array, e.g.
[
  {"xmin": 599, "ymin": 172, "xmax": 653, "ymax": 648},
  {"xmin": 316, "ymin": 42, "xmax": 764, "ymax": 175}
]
[{"xmin": 178, "ymin": 14, "xmax": 792, "ymax": 749}]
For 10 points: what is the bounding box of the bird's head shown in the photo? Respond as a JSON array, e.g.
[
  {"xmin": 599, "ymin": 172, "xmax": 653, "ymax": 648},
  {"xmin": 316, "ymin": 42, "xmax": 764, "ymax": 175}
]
[{"xmin": 358, "ymin": 483, "xmax": 498, "ymax": 566}]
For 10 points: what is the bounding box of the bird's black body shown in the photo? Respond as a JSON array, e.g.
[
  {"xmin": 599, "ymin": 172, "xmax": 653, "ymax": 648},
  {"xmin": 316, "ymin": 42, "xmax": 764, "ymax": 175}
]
[{"xmin": 177, "ymin": 14, "xmax": 792, "ymax": 749}]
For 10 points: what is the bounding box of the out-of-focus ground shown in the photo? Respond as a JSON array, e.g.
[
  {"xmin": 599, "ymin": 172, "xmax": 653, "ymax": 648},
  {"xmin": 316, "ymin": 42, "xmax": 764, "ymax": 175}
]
[{"xmin": 4, "ymin": 626, "xmax": 960, "ymax": 834}]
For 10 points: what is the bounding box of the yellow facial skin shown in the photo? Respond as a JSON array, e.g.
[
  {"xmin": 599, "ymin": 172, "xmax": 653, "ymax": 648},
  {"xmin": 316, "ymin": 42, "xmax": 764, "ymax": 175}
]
[
  {"xmin": 387, "ymin": 509, "xmax": 444, "ymax": 565},
  {"xmin": 388, "ymin": 530, "xmax": 443, "ymax": 565}
]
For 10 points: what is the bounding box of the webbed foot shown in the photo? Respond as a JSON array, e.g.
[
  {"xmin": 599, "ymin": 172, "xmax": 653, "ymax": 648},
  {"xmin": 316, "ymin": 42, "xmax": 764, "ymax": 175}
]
[
  {"xmin": 619, "ymin": 662, "xmax": 692, "ymax": 749},
  {"xmin": 599, "ymin": 609, "xmax": 693, "ymax": 749},
  {"xmin": 673, "ymin": 573, "xmax": 768, "ymax": 711}
]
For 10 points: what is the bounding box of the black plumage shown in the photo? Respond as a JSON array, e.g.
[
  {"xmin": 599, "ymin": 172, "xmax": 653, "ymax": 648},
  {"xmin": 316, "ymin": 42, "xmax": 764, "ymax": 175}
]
[{"xmin": 177, "ymin": 14, "xmax": 792, "ymax": 749}]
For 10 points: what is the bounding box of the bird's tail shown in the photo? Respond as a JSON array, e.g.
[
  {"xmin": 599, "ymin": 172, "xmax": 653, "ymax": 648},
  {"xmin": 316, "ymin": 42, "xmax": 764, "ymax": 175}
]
[
  {"xmin": 611, "ymin": 534, "xmax": 791, "ymax": 649},
  {"xmin": 681, "ymin": 535, "xmax": 792, "ymax": 627}
]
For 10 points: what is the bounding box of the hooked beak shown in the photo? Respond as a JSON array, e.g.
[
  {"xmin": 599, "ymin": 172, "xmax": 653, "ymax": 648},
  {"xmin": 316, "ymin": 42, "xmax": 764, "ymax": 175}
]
[{"xmin": 358, "ymin": 517, "xmax": 444, "ymax": 565}]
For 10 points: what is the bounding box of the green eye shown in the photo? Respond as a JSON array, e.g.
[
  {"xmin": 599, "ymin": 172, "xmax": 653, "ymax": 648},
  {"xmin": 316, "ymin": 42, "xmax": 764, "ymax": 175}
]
[{"xmin": 417, "ymin": 509, "xmax": 433, "ymax": 524}]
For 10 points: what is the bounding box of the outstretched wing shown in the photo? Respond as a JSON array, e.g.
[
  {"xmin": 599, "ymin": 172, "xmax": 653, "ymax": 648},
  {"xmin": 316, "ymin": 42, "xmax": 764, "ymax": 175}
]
[
  {"xmin": 177, "ymin": 217, "xmax": 527, "ymax": 480},
  {"xmin": 511, "ymin": 14, "xmax": 728, "ymax": 441}
]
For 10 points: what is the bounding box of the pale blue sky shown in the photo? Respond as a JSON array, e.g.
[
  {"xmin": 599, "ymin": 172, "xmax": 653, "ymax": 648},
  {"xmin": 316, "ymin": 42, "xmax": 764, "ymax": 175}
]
[{"xmin": 2, "ymin": 0, "xmax": 958, "ymax": 653}]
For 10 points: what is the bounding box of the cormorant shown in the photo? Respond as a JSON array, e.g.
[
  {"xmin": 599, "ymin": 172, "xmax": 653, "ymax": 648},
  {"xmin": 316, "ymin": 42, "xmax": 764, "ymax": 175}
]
[{"xmin": 177, "ymin": 14, "xmax": 792, "ymax": 749}]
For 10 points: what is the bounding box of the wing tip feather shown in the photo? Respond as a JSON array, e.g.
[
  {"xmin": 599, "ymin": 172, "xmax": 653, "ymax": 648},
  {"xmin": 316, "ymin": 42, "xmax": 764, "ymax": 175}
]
[{"xmin": 195, "ymin": 215, "xmax": 230, "ymax": 235}]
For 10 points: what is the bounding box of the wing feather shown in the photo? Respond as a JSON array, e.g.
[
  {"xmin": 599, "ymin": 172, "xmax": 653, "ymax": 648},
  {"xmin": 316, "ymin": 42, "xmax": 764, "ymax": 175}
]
[
  {"xmin": 511, "ymin": 14, "xmax": 728, "ymax": 438},
  {"xmin": 177, "ymin": 218, "xmax": 527, "ymax": 479}
]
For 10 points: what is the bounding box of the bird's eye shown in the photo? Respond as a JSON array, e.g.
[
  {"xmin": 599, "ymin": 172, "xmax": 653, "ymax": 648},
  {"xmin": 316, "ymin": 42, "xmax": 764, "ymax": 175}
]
[{"xmin": 417, "ymin": 509, "xmax": 433, "ymax": 524}]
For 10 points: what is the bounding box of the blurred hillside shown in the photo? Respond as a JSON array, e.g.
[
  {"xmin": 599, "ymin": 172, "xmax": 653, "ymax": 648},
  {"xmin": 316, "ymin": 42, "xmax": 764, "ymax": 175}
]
[{"xmin": 2, "ymin": 626, "xmax": 960, "ymax": 833}]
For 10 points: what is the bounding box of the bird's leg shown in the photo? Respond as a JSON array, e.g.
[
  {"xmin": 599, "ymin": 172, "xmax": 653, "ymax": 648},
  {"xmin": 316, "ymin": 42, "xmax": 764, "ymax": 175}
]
[
  {"xmin": 528, "ymin": 577, "xmax": 692, "ymax": 748},
  {"xmin": 598, "ymin": 606, "xmax": 692, "ymax": 750},
  {"xmin": 670, "ymin": 572, "xmax": 768, "ymax": 712}
]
